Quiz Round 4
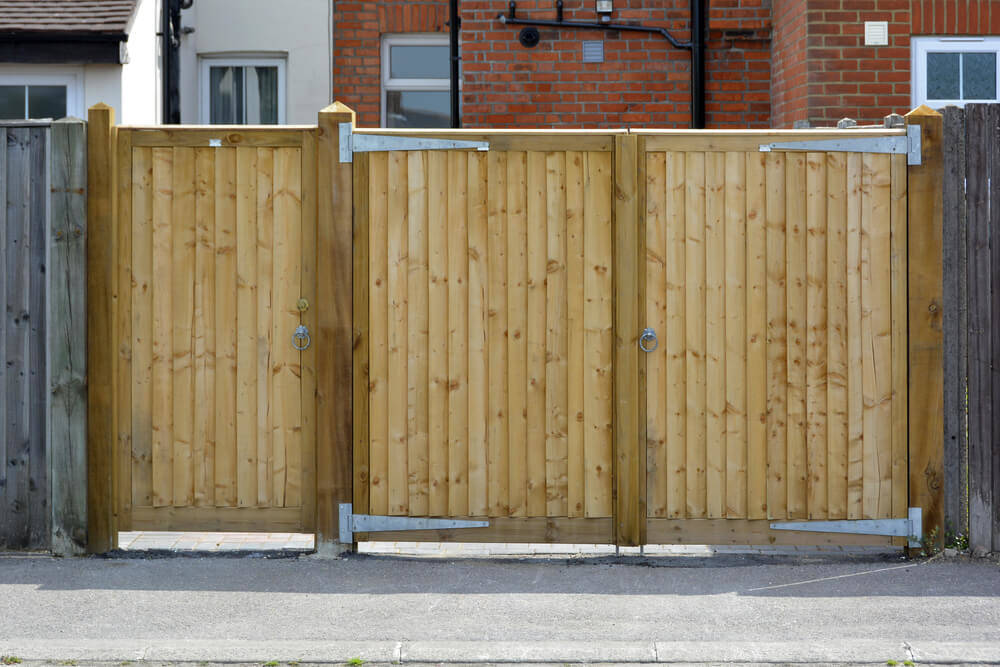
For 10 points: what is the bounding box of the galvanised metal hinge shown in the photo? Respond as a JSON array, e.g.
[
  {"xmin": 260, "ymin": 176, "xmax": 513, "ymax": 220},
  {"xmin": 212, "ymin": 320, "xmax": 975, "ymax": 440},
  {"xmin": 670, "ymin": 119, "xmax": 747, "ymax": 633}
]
[
  {"xmin": 338, "ymin": 123, "xmax": 490, "ymax": 163},
  {"xmin": 338, "ymin": 503, "xmax": 489, "ymax": 543},
  {"xmin": 770, "ymin": 507, "xmax": 923, "ymax": 548},
  {"xmin": 759, "ymin": 125, "xmax": 922, "ymax": 165}
]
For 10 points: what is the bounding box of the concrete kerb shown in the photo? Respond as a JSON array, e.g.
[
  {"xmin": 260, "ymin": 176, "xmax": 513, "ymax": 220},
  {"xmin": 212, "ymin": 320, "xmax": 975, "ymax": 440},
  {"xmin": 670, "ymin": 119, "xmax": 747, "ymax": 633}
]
[{"xmin": 3, "ymin": 640, "xmax": 1000, "ymax": 664}]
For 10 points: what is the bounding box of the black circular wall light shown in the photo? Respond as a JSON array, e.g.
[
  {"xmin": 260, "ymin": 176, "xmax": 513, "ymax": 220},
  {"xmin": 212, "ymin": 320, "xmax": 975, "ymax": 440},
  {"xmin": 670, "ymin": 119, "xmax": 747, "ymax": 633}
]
[{"xmin": 518, "ymin": 26, "xmax": 540, "ymax": 47}]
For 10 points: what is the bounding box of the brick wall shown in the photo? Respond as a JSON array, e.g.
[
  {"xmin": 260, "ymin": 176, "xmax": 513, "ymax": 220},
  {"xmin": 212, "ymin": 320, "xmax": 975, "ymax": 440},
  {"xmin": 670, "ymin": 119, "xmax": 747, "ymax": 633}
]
[
  {"xmin": 771, "ymin": 0, "xmax": 809, "ymax": 127},
  {"xmin": 334, "ymin": 0, "xmax": 770, "ymax": 129},
  {"xmin": 780, "ymin": 0, "xmax": 999, "ymax": 128}
]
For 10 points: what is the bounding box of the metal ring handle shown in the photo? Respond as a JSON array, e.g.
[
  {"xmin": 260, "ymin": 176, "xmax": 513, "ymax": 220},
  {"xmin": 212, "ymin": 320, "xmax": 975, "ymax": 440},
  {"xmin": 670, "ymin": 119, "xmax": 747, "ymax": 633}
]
[
  {"xmin": 292, "ymin": 325, "xmax": 311, "ymax": 351},
  {"xmin": 639, "ymin": 327, "xmax": 658, "ymax": 353}
]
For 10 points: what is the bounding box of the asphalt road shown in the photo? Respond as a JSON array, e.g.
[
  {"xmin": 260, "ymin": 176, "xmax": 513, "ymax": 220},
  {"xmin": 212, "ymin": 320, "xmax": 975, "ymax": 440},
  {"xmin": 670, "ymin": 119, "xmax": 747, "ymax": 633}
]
[{"xmin": 1, "ymin": 551, "xmax": 999, "ymax": 663}]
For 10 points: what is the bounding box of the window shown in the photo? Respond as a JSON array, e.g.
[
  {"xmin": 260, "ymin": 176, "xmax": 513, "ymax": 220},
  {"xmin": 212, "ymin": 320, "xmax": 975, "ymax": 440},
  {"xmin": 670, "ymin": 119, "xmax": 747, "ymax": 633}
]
[
  {"xmin": 381, "ymin": 34, "xmax": 451, "ymax": 128},
  {"xmin": 200, "ymin": 58, "xmax": 286, "ymax": 124},
  {"xmin": 0, "ymin": 72, "xmax": 81, "ymax": 120},
  {"xmin": 912, "ymin": 37, "xmax": 1000, "ymax": 107}
]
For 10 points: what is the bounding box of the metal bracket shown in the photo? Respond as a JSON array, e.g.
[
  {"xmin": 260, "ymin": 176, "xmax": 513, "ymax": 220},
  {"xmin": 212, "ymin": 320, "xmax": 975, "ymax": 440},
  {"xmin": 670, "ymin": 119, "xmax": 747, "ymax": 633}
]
[
  {"xmin": 759, "ymin": 125, "xmax": 921, "ymax": 165},
  {"xmin": 339, "ymin": 123, "xmax": 490, "ymax": 163},
  {"xmin": 770, "ymin": 507, "xmax": 923, "ymax": 548},
  {"xmin": 338, "ymin": 503, "xmax": 489, "ymax": 543}
]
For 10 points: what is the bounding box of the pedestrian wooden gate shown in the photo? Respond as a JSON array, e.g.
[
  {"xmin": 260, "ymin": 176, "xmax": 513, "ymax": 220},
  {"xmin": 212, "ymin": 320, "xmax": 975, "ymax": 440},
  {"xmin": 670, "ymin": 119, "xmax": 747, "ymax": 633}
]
[
  {"xmin": 111, "ymin": 127, "xmax": 318, "ymax": 532},
  {"xmin": 90, "ymin": 105, "xmax": 942, "ymax": 551}
]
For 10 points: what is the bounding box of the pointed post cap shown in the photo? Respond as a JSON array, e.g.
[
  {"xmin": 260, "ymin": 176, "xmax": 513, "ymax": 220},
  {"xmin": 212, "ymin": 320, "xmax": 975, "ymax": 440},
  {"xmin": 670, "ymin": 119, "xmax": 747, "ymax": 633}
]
[{"xmin": 905, "ymin": 104, "xmax": 942, "ymax": 118}]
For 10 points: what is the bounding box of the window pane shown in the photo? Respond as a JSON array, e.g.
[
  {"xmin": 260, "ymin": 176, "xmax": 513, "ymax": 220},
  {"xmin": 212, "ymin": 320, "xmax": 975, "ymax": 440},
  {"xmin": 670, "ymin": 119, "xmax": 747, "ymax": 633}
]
[
  {"xmin": 386, "ymin": 90, "xmax": 450, "ymax": 128},
  {"xmin": 210, "ymin": 66, "xmax": 244, "ymax": 124},
  {"xmin": 389, "ymin": 45, "xmax": 449, "ymax": 79},
  {"xmin": 27, "ymin": 85, "xmax": 66, "ymax": 119},
  {"xmin": 963, "ymin": 52, "xmax": 997, "ymax": 100},
  {"xmin": 246, "ymin": 66, "xmax": 279, "ymax": 124},
  {"xmin": 927, "ymin": 52, "xmax": 960, "ymax": 99},
  {"xmin": 0, "ymin": 85, "xmax": 26, "ymax": 119}
]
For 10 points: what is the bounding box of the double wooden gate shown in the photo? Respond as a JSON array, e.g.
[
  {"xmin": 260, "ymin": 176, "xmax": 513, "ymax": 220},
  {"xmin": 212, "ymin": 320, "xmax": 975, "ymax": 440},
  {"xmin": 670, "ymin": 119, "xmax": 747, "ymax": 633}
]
[{"xmin": 93, "ymin": 107, "xmax": 941, "ymax": 549}]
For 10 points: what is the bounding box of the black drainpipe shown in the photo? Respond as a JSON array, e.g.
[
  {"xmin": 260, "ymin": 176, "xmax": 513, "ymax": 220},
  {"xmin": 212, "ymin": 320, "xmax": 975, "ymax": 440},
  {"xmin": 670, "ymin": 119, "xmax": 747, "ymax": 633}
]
[
  {"xmin": 161, "ymin": 0, "xmax": 193, "ymax": 124},
  {"xmin": 450, "ymin": 0, "xmax": 460, "ymax": 128},
  {"xmin": 498, "ymin": 1, "xmax": 707, "ymax": 129}
]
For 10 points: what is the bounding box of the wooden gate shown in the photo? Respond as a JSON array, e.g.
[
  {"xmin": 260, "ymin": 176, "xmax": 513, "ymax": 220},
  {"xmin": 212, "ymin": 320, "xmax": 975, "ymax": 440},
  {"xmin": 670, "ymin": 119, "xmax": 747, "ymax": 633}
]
[
  {"xmin": 113, "ymin": 127, "xmax": 318, "ymax": 532},
  {"xmin": 353, "ymin": 132, "xmax": 621, "ymax": 543},
  {"xmin": 637, "ymin": 130, "xmax": 908, "ymax": 546}
]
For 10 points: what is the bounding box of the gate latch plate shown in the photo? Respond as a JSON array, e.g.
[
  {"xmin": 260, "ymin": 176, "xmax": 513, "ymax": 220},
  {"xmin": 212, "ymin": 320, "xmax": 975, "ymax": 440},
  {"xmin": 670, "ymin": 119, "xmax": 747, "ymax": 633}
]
[
  {"xmin": 770, "ymin": 507, "xmax": 922, "ymax": 547},
  {"xmin": 338, "ymin": 503, "xmax": 489, "ymax": 543}
]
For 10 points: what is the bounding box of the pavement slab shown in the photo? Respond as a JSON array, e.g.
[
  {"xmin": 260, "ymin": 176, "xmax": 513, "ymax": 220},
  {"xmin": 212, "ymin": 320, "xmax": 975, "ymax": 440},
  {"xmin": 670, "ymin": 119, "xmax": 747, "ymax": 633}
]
[{"xmin": 1, "ymin": 551, "xmax": 998, "ymax": 665}]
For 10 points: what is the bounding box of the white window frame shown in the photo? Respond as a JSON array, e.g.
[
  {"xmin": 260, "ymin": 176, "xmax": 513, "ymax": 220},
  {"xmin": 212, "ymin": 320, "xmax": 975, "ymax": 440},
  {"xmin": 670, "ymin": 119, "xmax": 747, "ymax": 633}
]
[
  {"xmin": 0, "ymin": 69, "xmax": 83, "ymax": 119},
  {"xmin": 381, "ymin": 33, "xmax": 452, "ymax": 128},
  {"xmin": 912, "ymin": 36, "xmax": 1000, "ymax": 108},
  {"xmin": 198, "ymin": 56, "xmax": 287, "ymax": 125}
]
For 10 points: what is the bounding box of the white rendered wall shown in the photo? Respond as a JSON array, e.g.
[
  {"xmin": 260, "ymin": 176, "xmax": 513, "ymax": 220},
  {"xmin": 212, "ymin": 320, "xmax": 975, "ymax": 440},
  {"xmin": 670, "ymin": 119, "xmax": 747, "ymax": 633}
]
[
  {"xmin": 178, "ymin": 0, "xmax": 332, "ymax": 124},
  {"xmin": 121, "ymin": 0, "xmax": 160, "ymax": 124},
  {"xmin": 82, "ymin": 65, "xmax": 122, "ymax": 116}
]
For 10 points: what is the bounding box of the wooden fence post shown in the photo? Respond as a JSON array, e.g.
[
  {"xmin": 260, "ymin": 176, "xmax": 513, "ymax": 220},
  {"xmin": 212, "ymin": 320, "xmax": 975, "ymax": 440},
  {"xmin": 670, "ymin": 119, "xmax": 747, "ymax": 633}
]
[
  {"xmin": 613, "ymin": 133, "xmax": 645, "ymax": 546},
  {"xmin": 966, "ymin": 103, "xmax": 1000, "ymax": 553},
  {"xmin": 316, "ymin": 102, "xmax": 356, "ymax": 554},
  {"xmin": 86, "ymin": 104, "xmax": 116, "ymax": 553},
  {"xmin": 50, "ymin": 118, "xmax": 88, "ymax": 555},
  {"xmin": 905, "ymin": 105, "xmax": 944, "ymax": 550}
]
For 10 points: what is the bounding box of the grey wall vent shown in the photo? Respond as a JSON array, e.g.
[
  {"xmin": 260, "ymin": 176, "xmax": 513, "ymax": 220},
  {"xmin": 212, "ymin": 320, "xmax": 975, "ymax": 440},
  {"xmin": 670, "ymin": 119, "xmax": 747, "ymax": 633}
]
[{"xmin": 582, "ymin": 40, "xmax": 604, "ymax": 63}]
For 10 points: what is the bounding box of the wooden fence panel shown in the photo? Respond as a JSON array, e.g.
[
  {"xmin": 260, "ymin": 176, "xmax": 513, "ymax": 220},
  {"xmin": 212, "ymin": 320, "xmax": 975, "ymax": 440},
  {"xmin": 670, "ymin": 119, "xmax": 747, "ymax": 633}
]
[
  {"xmin": 360, "ymin": 140, "xmax": 615, "ymax": 532},
  {"xmin": 120, "ymin": 130, "xmax": 314, "ymax": 532},
  {"xmin": 0, "ymin": 124, "xmax": 50, "ymax": 550},
  {"xmin": 640, "ymin": 135, "xmax": 905, "ymax": 543}
]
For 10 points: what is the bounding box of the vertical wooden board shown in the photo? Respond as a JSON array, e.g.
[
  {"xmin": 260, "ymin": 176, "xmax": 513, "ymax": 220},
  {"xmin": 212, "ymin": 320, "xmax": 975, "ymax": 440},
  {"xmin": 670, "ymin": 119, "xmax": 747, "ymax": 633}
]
[
  {"xmin": 507, "ymin": 151, "xmax": 528, "ymax": 517},
  {"xmin": 584, "ymin": 151, "xmax": 613, "ymax": 518},
  {"xmin": 51, "ymin": 120, "xmax": 91, "ymax": 551},
  {"xmin": 112, "ymin": 127, "xmax": 132, "ymax": 531},
  {"xmin": 368, "ymin": 152, "xmax": 389, "ymax": 515},
  {"xmin": 299, "ymin": 130, "xmax": 318, "ymax": 529},
  {"xmin": 889, "ymin": 153, "xmax": 908, "ymax": 521},
  {"xmin": 193, "ymin": 148, "xmax": 216, "ymax": 507},
  {"xmin": 785, "ymin": 153, "xmax": 808, "ymax": 519},
  {"xmin": 526, "ymin": 151, "xmax": 548, "ymax": 517},
  {"xmin": 745, "ymin": 152, "xmax": 767, "ymax": 520},
  {"xmin": 805, "ymin": 152, "xmax": 828, "ymax": 520},
  {"xmin": 645, "ymin": 152, "xmax": 668, "ymax": 518},
  {"xmin": 868, "ymin": 153, "xmax": 893, "ymax": 518},
  {"xmin": 705, "ymin": 152, "xmax": 726, "ymax": 519},
  {"xmin": 684, "ymin": 151, "xmax": 707, "ymax": 519},
  {"xmin": 4, "ymin": 128, "xmax": 30, "ymax": 544},
  {"xmin": 725, "ymin": 151, "xmax": 747, "ymax": 519},
  {"xmin": 131, "ymin": 147, "xmax": 154, "ymax": 508},
  {"xmin": 565, "ymin": 151, "xmax": 586, "ymax": 518},
  {"xmin": 235, "ymin": 147, "xmax": 258, "ymax": 507},
  {"xmin": 427, "ymin": 151, "xmax": 449, "ymax": 516},
  {"xmin": 214, "ymin": 147, "xmax": 237, "ymax": 507},
  {"xmin": 765, "ymin": 152, "xmax": 788, "ymax": 519},
  {"xmin": 406, "ymin": 151, "xmax": 429, "ymax": 516},
  {"xmin": 0, "ymin": 128, "xmax": 7, "ymax": 544},
  {"xmin": 448, "ymin": 151, "xmax": 470, "ymax": 517},
  {"xmin": 545, "ymin": 151, "xmax": 569, "ymax": 518},
  {"xmin": 255, "ymin": 148, "xmax": 273, "ymax": 507},
  {"xmin": 846, "ymin": 152, "xmax": 864, "ymax": 519},
  {"xmin": 487, "ymin": 151, "xmax": 509, "ymax": 517},
  {"xmin": 467, "ymin": 152, "xmax": 489, "ymax": 517},
  {"xmin": 273, "ymin": 147, "xmax": 302, "ymax": 507},
  {"xmin": 387, "ymin": 151, "xmax": 409, "ymax": 515},
  {"xmin": 665, "ymin": 151, "xmax": 687, "ymax": 519},
  {"xmin": 860, "ymin": 153, "xmax": 877, "ymax": 519},
  {"xmin": 151, "ymin": 147, "xmax": 174, "ymax": 507},
  {"xmin": 28, "ymin": 127, "xmax": 48, "ymax": 546},
  {"xmin": 826, "ymin": 151, "xmax": 849, "ymax": 519},
  {"xmin": 989, "ymin": 106, "xmax": 1000, "ymax": 552},
  {"xmin": 352, "ymin": 150, "xmax": 371, "ymax": 517},
  {"xmin": 171, "ymin": 147, "xmax": 196, "ymax": 507}
]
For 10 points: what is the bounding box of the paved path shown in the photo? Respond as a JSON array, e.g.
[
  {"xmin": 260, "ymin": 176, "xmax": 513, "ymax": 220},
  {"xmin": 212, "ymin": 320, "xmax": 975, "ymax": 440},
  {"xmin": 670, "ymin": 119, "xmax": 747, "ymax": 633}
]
[{"xmin": 1, "ymin": 551, "xmax": 999, "ymax": 664}]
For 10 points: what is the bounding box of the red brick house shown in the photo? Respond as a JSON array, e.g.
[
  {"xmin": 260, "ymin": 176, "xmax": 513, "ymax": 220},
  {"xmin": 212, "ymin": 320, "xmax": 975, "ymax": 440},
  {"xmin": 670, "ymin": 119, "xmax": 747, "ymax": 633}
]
[{"xmin": 332, "ymin": 0, "xmax": 1000, "ymax": 129}]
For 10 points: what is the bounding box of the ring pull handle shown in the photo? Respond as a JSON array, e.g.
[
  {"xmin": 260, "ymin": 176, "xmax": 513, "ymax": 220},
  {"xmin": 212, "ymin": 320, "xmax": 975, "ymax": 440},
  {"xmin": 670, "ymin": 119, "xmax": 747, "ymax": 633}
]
[
  {"xmin": 292, "ymin": 325, "xmax": 311, "ymax": 351},
  {"xmin": 638, "ymin": 327, "xmax": 658, "ymax": 353}
]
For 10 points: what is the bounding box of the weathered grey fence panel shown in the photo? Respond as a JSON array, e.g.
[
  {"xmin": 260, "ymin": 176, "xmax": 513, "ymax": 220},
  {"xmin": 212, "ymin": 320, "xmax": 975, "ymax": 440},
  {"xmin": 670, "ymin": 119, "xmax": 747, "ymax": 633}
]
[
  {"xmin": 1, "ymin": 124, "xmax": 50, "ymax": 550},
  {"xmin": 49, "ymin": 119, "xmax": 87, "ymax": 554}
]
